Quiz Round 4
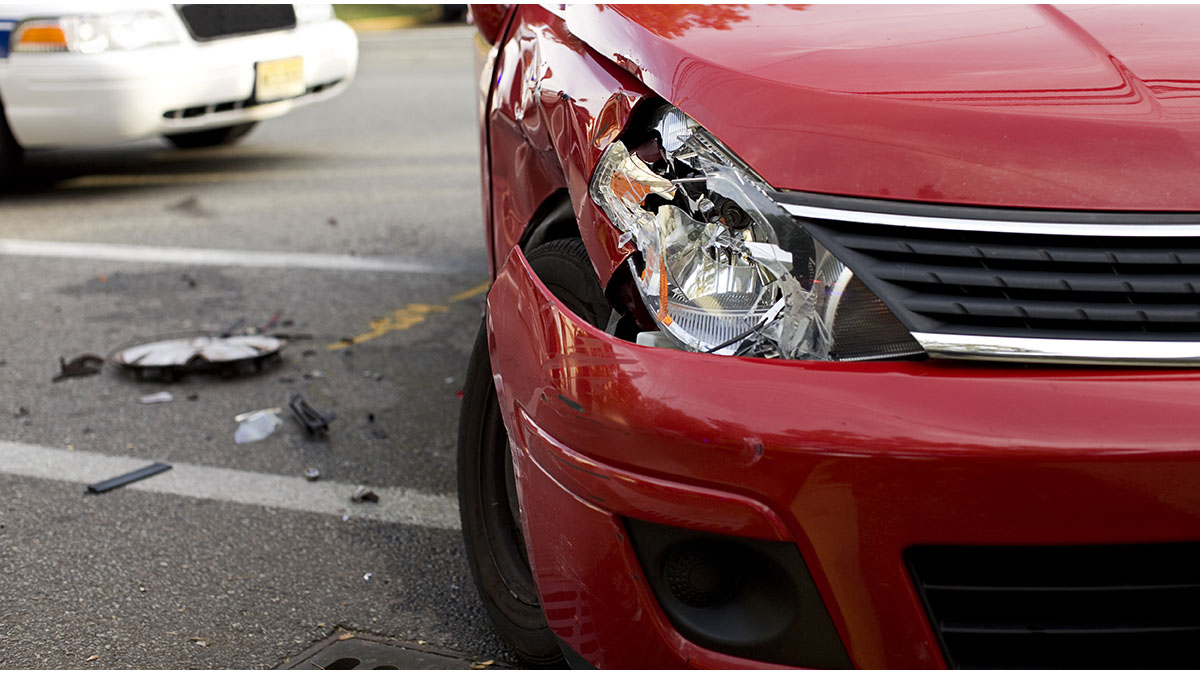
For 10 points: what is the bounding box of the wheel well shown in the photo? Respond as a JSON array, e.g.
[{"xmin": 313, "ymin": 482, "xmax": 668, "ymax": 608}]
[{"xmin": 518, "ymin": 189, "xmax": 580, "ymax": 253}]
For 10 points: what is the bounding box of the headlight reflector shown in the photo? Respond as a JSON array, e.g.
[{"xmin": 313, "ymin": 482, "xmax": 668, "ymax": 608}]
[
  {"xmin": 14, "ymin": 13, "xmax": 178, "ymax": 54},
  {"xmin": 591, "ymin": 106, "xmax": 923, "ymax": 362}
]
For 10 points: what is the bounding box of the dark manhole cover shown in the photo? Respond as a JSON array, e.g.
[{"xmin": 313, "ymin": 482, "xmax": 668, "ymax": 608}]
[{"xmin": 281, "ymin": 631, "xmax": 507, "ymax": 670}]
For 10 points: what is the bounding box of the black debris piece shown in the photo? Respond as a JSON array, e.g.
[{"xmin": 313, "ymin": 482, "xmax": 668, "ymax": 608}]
[
  {"xmin": 86, "ymin": 462, "xmax": 172, "ymax": 494},
  {"xmin": 53, "ymin": 354, "xmax": 104, "ymax": 382},
  {"xmin": 12, "ymin": 406, "xmax": 29, "ymax": 418},
  {"xmin": 289, "ymin": 393, "xmax": 336, "ymax": 436},
  {"xmin": 351, "ymin": 485, "xmax": 379, "ymax": 503}
]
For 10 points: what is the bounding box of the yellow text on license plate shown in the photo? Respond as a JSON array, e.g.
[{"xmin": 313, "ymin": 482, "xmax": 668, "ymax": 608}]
[{"xmin": 256, "ymin": 56, "xmax": 305, "ymax": 103}]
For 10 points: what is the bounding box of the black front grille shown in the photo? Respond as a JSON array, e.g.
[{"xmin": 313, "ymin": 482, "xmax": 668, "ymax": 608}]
[
  {"xmin": 177, "ymin": 5, "xmax": 296, "ymax": 41},
  {"xmin": 802, "ymin": 217, "xmax": 1200, "ymax": 341},
  {"xmin": 909, "ymin": 543, "xmax": 1200, "ymax": 668}
]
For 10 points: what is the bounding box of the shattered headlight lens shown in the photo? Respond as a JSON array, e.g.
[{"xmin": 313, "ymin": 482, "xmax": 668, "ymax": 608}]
[{"xmin": 590, "ymin": 106, "xmax": 922, "ymax": 361}]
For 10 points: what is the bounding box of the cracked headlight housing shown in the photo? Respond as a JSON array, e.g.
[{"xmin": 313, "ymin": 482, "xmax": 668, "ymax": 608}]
[{"xmin": 590, "ymin": 105, "xmax": 924, "ymax": 361}]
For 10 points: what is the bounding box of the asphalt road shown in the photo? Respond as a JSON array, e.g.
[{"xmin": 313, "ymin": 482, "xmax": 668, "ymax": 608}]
[{"xmin": 0, "ymin": 26, "xmax": 516, "ymax": 668}]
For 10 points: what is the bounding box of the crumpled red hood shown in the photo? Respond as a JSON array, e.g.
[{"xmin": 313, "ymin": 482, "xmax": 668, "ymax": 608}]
[{"xmin": 561, "ymin": 4, "xmax": 1200, "ymax": 211}]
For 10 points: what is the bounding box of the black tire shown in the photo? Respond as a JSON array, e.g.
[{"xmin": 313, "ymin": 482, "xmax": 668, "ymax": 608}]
[
  {"xmin": 164, "ymin": 122, "xmax": 258, "ymax": 149},
  {"xmin": 458, "ymin": 238, "xmax": 608, "ymax": 667},
  {"xmin": 0, "ymin": 93, "xmax": 24, "ymax": 187}
]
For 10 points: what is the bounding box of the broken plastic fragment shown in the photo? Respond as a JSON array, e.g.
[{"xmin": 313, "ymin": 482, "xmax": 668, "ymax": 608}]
[
  {"xmin": 363, "ymin": 572, "xmax": 373, "ymax": 581},
  {"xmin": 289, "ymin": 394, "xmax": 335, "ymax": 436},
  {"xmin": 351, "ymin": 485, "xmax": 379, "ymax": 503},
  {"xmin": 113, "ymin": 335, "xmax": 284, "ymax": 381},
  {"xmin": 234, "ymin": 409, "xmax": 283, "ymax": 444},
  {"xmin": 87, "ymin": 462, "xmax": 172, "ymax": 494},
  {"xmin": 53, "ymin": 354, "xmax": 104, "ymax": 382},
  {"xmin": 139, "ymin": 392, "xmax": 174, "ymax": 404},
  {"xmin": 304, "ymin": 467, "xmax": 321, "ymax": 481}
]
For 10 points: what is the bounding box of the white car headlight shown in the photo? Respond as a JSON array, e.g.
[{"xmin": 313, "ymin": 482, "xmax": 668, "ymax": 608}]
[
  {"xmin": 590, "ymin": 105, "xmax": 924, "ymax": 362},
  {"xmin": 13, "ymin": 12, "xmax": 178, "ymax": 54}
]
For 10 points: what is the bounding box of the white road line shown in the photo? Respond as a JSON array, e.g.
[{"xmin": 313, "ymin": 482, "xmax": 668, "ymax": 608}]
[
  {"xmin": 0, "ymin": 239, "xmax": 445, "ymax": 274},
  {"xmin": 0, "ymin": 441, "xmax": 461, "ymax": 530}
]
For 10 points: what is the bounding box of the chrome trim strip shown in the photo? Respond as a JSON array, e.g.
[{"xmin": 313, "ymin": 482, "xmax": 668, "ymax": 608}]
[
  {"xmin": 914, "ymin": 333, "xmax": 1200, "ymax": 366},
  {"xmin": 781, "ymin": 203, "xmax": 1200, "ymax": 237}
]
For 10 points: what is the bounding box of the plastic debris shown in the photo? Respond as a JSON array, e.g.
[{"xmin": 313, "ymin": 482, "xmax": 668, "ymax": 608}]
[
  {"xmin": 361, "ymin": 370, "xmax": 382, "ymax": 381},
  {"xmin": 303, "ymin": 370, "xmax": 325, "ymax": 380},
  {"xmin": 234, "ymin": 408, "xmax": 283, "ymax": 444},
  {"xmin": 53, "ymin": 354, "xmax": 104, "ymax": 382},
  {"xmin": 304, "ymin": 468, "xmax": 321, "ymax": 481},
  {"xmin": 470, "ymin": 660, "xmax": 496, "ymax": 670},
  {"xmin": 112, "ymin": 335, "xmax": 284, "ymax": 381},
  {"xmin": 363, "ymin": 572, "xmax": 373, "ymax": 581},
  {"xmin": 139, "ymin": 392, "xmax": 174, "ymax": 404},
  {"xmin": 189, "ymin": 637, "xmax": 211, "ymax": 648},
  {"xmin": 351, "ymin": 485, "xmax": 379, "ymax": 503},
  {"xmin": 289, "ymin": 394, "xmax": 336, "ymax": 436},
  {"xmin": 86, "ymin": 462, "xmax": 172, "ymax": 494},
  {"xmin": 12, "ymin": 406, "xmax": 29, "ymax": 418}
]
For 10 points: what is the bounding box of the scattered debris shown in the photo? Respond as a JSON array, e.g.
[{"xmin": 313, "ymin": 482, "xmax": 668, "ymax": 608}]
[
  {"xmin": 444, "ymin": 376, "xmax": 455, "ymax": 384},
  {"xmin": 181, "ymin": 273, "xmax": 197, "ymax": 289},
  {"xmin": 371, "ymin": 428, "xmax": 389, "ymax": 440},
  {"xmin": 86, "ymin": 655, "xmax": 99, "ymax": 662},
  {"xmin": 234, "ymin": 408, "xmax": 283, "ymax": 444},
  {"xmin": 189, "ymin": 637, "xmax": 211, "ymax": 648},
  {"xmin": 327, "ymin": 216, "xmax": 338, "ymax": 226},
  {"xmin": 301, "ymin": 349, "xmax": 317, "ymax": 358},
  {"xmin": 186, "ymin": 393, "xmax": 199, "ymax": 401},
  {"xmin": 304, "ymin": 468, "xmax": 321, "ymax": 481},
  {"xmin": 168, "ymin": 195, "xmax": 212, "ymax": 217},
  {"xmin": 455, "ymin": 390, "xmax": 464, "ymax": 399},
  {"xmin": 362, "ymin": 370, "xmax": 383, "ymax": 381},
  {"xmin": 53, "ymin": 354, "xmax": 104, "ymax": 382},
  {"xmin": 113, "ymin": 335, "xmax": 284, "ymax": 381},
  {"xmin": 470, "ymin": 660, "xmax": 496, "ymax": 670},
  {"xmin": 363, "ymin": 572, "xmax": 373, "ymax": 581},
  {"xmin": 139, "ymin": 392, "xmax": 174, "ymax": 404},
  {"xmin": 86, "ymin": 462, "xmax": 172, "ymax": 494},
  {"xmin": 12, "ymin": 406, "xmax": 29, "ymax": 418},
  {"xmin": 351, "ymin": 485, "xmax": 379, "ymax": 504},
  {"xmin": 289, "ymin": 394, "xmax": 336, "ymax": 436},
  {"xmin": 303, "ymin": 370, "xmax": 325, "ymax": 380},
  {"xmin": 341, "ymin": 515, "xmax": 350, "ymax": 522},
  {"xmin": 337, "ymin": 632, "xmax": 354, "ymax": 641},
  {"xmin": 259, "ymin": 311, "xmax": 283, "ymax": 333}
]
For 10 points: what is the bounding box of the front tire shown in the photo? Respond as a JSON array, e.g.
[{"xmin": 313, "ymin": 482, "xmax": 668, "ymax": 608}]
[
  {"xmin": 0, "ymin": 94, "xmax": 24, "ymax": 187},
  {"xmin": 458, "ymin": 238, "xmax": 608, "ymax": 666},
  {"xmin": 164, "ymin": 122, "xmax": 258, "ymax": 149}
]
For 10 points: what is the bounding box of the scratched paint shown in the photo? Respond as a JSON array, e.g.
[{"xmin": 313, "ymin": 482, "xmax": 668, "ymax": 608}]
[{"xmin": 327, "ymin": 281, "xmax": 490, "ymax": 350}]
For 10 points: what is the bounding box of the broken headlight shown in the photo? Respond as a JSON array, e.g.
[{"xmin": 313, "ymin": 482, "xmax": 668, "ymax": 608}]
[{"xmin": 590, "ymin": 106, "xmax": 923, "ymax": 361}]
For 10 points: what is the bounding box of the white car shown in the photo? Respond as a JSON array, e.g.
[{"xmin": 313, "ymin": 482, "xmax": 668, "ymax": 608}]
[{"xmin": 0, "ymin": 3, "xmax": 357, "ymax": 173}]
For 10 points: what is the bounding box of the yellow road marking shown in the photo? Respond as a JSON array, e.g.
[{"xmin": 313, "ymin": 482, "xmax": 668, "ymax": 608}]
[
  {"xmin": 448, "ymin": 281, "xmax": 490, "ymax": 303},
  {"xmin": 327, "ymin": 281, "xmax": 490, "ymax": 350}
]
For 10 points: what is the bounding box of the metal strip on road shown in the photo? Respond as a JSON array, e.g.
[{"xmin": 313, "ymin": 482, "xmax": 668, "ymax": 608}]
[
  {"xmin": 0, "ymin": 441, "xmax": 461, "ymax": 530},
  {"xmin": 0, "ymin": 239, "xmax": 446, "ymax": 274}
]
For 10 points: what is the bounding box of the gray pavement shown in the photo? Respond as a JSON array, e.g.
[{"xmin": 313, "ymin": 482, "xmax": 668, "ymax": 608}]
[{"xmin": 0, "ymin": 26, "xmax": 516, "ymax": 668}]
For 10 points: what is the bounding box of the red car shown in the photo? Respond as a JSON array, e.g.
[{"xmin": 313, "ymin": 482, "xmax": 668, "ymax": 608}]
[{"xmin": 458, "ymin": 4, "xmax": 1200, "ymax": 669}]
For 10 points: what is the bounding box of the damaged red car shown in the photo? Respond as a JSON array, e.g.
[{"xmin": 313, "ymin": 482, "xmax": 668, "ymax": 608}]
[{"xmin": 457, "ymin": 4, "xmax": 1200, "ymax": 669}]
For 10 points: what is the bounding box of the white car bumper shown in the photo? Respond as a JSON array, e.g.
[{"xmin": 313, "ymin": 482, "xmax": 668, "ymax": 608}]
[{"xmin": 0, "ymin": 17, "xmax": 357, "ymax": 148}]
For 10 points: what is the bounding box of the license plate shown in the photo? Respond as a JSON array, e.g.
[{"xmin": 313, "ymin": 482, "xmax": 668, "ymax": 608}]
[{"xmin": 255, "ymin": 56, "xmax": 305, "ymax": 103}]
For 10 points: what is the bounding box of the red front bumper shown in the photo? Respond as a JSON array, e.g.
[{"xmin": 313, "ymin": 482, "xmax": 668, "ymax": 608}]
[{"xmin": 486, "ymin": 247, "xmax": 1200, "ymax": 669}]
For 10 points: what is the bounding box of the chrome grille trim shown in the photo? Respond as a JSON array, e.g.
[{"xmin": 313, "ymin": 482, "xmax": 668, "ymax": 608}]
[
  {"xmin": 914, "ymin": 333, "xmax": 1200, "ymax": 366},
  {"xmin": 781, "ymin": 203, "xmax": 1200, "ymax": 237}
]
